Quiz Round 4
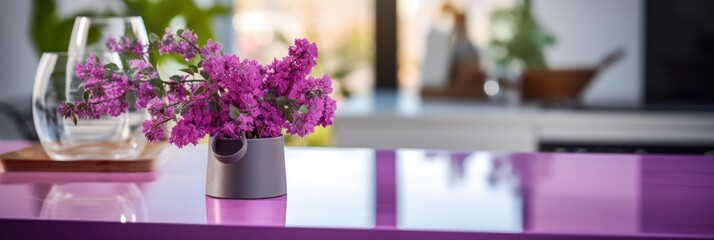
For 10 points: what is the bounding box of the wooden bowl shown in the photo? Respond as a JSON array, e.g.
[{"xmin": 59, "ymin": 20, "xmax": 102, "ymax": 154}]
[
  {"xmin": 521, "ymin": 69, "xmax": 596, "ymax": 102},
  {"xmin": 520, "ymin": 49, "xmax": 624, "ymax": 102}
]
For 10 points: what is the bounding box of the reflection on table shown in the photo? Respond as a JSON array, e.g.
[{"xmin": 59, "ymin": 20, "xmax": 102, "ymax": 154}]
[{"xmin": 40, "ymin": 183, "xmax": 146, "ymax": 223}]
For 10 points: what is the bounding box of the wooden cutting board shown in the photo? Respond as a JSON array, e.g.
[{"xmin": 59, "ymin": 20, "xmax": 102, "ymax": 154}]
[{"xmin": 0, "ymin": 142, "xmax": 167, "ymax": 172}]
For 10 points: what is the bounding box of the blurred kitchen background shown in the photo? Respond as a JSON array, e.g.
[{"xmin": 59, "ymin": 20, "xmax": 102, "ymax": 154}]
[{"xmin": 1, "ymin": 0, "xmax": 713, "ymax": 154}]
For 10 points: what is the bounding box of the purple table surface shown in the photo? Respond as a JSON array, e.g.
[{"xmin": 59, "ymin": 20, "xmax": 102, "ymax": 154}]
[{"xmin": 0, "ymin": 141, "xmax": 713, "ymax": 240}]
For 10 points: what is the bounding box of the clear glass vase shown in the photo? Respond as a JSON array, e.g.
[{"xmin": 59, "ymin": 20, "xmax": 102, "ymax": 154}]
[
  {"xmin": 32, "ymin": 52, "xmax": 147, "ymax": 160},
  {"xmin": 31, "ymin": 16, "xmax": 151, "ymax": 160},
  {"xmin": 69, "ymin": 16, "xmax": 149, "ymax": 54}
]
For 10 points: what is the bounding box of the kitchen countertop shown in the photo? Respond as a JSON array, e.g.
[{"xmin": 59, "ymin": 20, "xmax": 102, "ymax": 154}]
[{"xmin": 0, "ymin": 141, "xmax": 713, "ymax": 239}]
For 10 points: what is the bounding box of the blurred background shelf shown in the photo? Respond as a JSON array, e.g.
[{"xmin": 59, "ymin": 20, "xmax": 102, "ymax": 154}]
[
  {"xmin": 335, "ymin": 91, "xmax": 714, "ymax": 154},
  {"xmin": 1, "ymin": 0, "xmax": 713, "ymax": 155}
]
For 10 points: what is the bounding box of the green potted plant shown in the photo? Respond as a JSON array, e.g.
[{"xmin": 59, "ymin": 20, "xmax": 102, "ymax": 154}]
[
  {"xmin": 491, "ymin": 0, "xmax": 622, "ymax": 103},
  {"xmin": 491, "ymin": 0, "xmax": 554, "ymax": 72}
]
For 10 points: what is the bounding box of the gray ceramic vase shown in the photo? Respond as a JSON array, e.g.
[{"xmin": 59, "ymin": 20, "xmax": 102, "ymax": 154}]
[{"xmin": 206, "ymin": 135, "xmax": 287, "ymax": 199}]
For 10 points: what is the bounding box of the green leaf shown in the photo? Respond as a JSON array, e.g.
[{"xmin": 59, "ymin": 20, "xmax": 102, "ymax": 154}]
[
  {"xmin": 197, "ymin": 60, "xmax": 203, "ymax": 68},
  {"xmin": 65, "ymin": 102, "xmax": 75, "ymax": 108},
  {"xmin": 104, "ymin": 63, "xmax": 119, "ymax": 71},
  {"xmin": 193, "ymin": 86, "xmax": 205, "ymax": 96},
  {"xmin": 283, "ymin": 107, "xmax": 294, "ymax": 123},
  {"xmin": 199, "ymin": 71, "xmax": 209, "ymax": 80},
  {"xmin": 177, "ymin": 29, "xmax": 184, "ymax": 36},
  {"xmin": 72, "ymin": 115, "xmax": 78, "ymax": 126},
  {"xmin": 150, "ymin": 78, "xmax": 164, "ymax": 88},
  {"xmin": 298, "ymin": 105, "xmax": 309, "ymax": 114},
  {"xmin": 189, "ymin": 65, "xmax": 199, "ymax": 73},
  {"xmin": 124, "ymin": 90, "xmax": 136, "ymax": 107},
  {"xmin": 229, "ymin": 104, "xmax": 240, "ymax": 119},
  {"xmin": 276, "ymin": 96, "xmax": 289, "ymax": 106},
  {"xmin": 82, "ymin": 91, "xmax": 90, "ymax": 102},
  {"xmin": 154, "ymin": 86, "xmax": 164, "ymax": 98},
  {"xmin": 264, "ymin": 91, "xmax": 276, "ymax": 101},
  {"xmin": 179, "ymin": 68, "xmax": 193, "ymax": 75},
  {"xmin": 209, "ymin": 101, "xmax": 220, "ymax": 112},
  {"xmin": 169, "ymin": 75, "xmax": 182, "ymax": 82}
]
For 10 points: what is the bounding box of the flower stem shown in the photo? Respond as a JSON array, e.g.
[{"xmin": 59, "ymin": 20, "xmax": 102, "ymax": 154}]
[{"xmin": 178, "ymin": 35, "xmax": 203, "ymax": 59}]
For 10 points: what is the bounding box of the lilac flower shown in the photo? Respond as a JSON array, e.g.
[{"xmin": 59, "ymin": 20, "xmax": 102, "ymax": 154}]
[
  {"xmin": 169, "ymin": 101, "xmax": 219, "ymax": 147},
  {"xmin": 202, "ymin": 55, "xmax": 263, "ymax": 124},
  {"xmin": 259, "ymin": 39, "xmax": 335, "ymax": 138},
  {"xmin": 104, "ymin": 73, "xmax": 129, "ymax": 98},
  {"xmin": 74, "ymin": 54, "xmax": 105, "ymax": 90},
  {"xmin": 220, "ymin": 121, "xmax": 239, "ymax": 139},
  {"xmin": 128, "ymin": 59, "xmax": 158, "ymax": 80},
  {"xmin": 202, "ymin": 54, "xmax": 242, "ymax": 86},
  {"xmin": 133, "ymin": 81, "xmax": 156, "ymax": 109},
  {"xmin": 147, "ymin": 97, "xmax": 173, "ymax": 119},
  {"xmin": 169, "ymin": 120, "xmax": 204, "ymax": 147},
  {"xmin": 288, "ymin": 38, "xmax": 319, "ymax": 70},
  {"xmin": 142, "ymin": 120, "xmax": 165, "ymax": 142},
  {"xmin": 62, "ymin": 30, "xmax": 337, "ymax": 147},
  {"xmin": 200, "ymin": 39, "xmax": 222, "ymax": 57},
  {"xmin": 157, "ymin": 28, "xmax": 174, "ymax": 54},
  {"xmin": 236, "ymin": 114, "xmax": 254, "ymax": 132},
  {"xmin": 316, "ymin": 75, "xmax": 334, "ymax": 95},
  {"xmin": 181, "ymin": 29, "xmax": 198, "ymax": 43},
  {"xmin": 74, "ymin": 101, "xmax": 101, "ymax": 119},
  {"xmin": 254, "ymin": 101, "xmax": 285, "ymax": 137},
  {"xmin": 72, "ymin": 56, "xmax": 131, "ymax": 118},
  {"xmin": 166, "ymin": 83, "xmax": 187, "ymax": 104},
  {"xmin": 264, "ymin": 39, "xmax": 319, "ymax": 98},
  {"xmin": 57, "ymin": 102, "xmax": 75, "ymax": 118},
  {"xmin": 106, "ymin": 36, "xmax": 146, "ymax": 55},
  {"xmin": 158, "ymin": 28, "xmax": 199, "ymax": 61},
  {"xmin": 319, "ymin": 97, "xmax": 337, "ymax": 127},
  {"xmin": 91, "ymin": 98, "xmax": 127, "ymax": 117}
]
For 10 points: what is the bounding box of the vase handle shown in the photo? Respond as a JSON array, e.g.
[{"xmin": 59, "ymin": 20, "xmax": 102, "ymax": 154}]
[{"xmin": 210, "ymin": 133, "xmax": 248, "ymax": 164}]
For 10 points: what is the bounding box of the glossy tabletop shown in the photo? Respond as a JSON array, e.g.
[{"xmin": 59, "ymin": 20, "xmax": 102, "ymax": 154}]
[{"xmin": 0, "ymin": 141, "xmax": 713, "ymax": 239}]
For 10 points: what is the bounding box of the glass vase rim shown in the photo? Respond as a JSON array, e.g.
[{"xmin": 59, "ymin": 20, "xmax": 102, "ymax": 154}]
[{"xmin": 73, "ymin": 16, "xmax": 144, "ymax": 23}]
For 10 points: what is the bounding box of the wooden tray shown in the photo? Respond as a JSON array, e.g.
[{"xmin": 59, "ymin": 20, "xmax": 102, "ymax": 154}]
[{"xmin": 0, "ymin": 142, "xmax": 167, "ymax": 172}]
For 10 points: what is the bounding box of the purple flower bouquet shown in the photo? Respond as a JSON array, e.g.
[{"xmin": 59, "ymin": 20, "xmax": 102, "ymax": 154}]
[{"xmin": 58, "ymin": 28, "xmax": 336, "ymax": 148}]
